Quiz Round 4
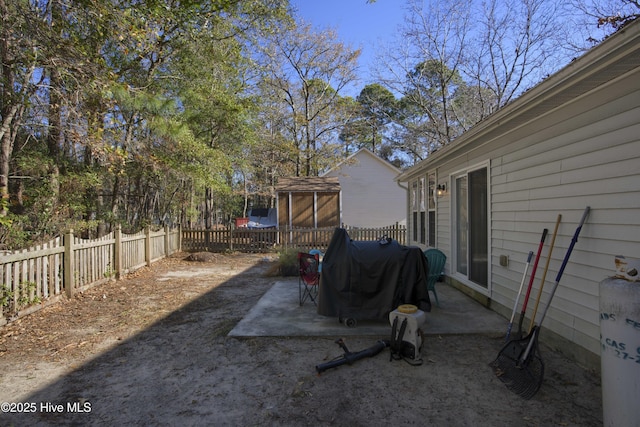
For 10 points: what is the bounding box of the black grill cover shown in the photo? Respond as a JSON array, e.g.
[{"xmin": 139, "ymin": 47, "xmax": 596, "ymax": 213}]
[{"xmin": 317, "ymin": 228, "xmax": 431, "ymax": 321}]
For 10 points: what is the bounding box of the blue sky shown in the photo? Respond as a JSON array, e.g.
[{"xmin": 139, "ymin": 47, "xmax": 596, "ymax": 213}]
[{"xmin": 290, "ymin": 0, "xmax": 406, "ymax": 95}]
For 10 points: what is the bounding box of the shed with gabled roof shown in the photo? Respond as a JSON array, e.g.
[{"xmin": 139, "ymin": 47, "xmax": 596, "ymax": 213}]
[{"xmin": 275, "ymin": 176, "xmax": 342, "ymax": 228}]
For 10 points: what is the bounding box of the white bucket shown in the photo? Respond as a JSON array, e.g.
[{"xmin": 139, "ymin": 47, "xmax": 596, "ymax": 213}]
[{"xmin": 599, "ymin": 277, "xmax": 640, "ymax": 427}]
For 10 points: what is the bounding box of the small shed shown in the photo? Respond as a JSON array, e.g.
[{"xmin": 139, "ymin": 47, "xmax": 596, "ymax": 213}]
[{"xmin": 276, "ymin": 177, "xmax": 342, "ymax": 228}]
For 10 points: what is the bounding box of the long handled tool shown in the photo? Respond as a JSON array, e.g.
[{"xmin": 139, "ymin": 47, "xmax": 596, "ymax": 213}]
[
  {"xmin": 514, "ymin": 228, "xmax": 548, "ymax": 339},
  {"xmin": 505, "ymin": 251, "xmax": 534, "ymax": 341},
  {"xmin": 528, "ymin": 214, "xmax": 562, "ymax": 333},
  {"xmin": 490, "ymin": 206, "xmax": 590, "ymax": 400}
]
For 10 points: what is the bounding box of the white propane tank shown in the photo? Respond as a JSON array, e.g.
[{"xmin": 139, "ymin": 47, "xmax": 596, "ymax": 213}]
[{"xmin": 599, "ymin": 276, "xmax": 640, "ymax": 427}]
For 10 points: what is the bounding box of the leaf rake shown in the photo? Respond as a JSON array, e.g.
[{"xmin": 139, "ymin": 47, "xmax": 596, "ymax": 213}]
[{"xmin": 490, "ymin": 207, "xmax": 590, "ymax": 399}]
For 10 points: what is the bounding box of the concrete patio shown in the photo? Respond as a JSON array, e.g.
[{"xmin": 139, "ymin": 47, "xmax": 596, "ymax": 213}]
[{"xmin": 229, "ymin": 278, "xmax": 507, "ymax": 338}]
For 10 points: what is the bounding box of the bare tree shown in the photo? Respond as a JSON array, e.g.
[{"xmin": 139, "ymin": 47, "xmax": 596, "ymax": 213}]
[
  {"xmin": 372, "ymin": 0, "xmax": 573, "ymax": 165},
  {"xmin": 561, "ymin": 0, "xmax": 640, "ymax": 52},
  {"xmin": 375, "ymin": 0, "xmax": 485, "ymax": 161},
  {"xmin": 468, "ymin": 0, "xmax": 563, "ymax": 108},
  {"xmin": 0, "ymin": 0, "xmax": 42, "ymax": 217},
  {"xmin": 262, "ymin": 20, "xmax": 360, "ymax": 176}
]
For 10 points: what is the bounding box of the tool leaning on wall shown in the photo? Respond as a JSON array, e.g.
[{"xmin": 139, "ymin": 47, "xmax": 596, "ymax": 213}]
[{"xmin": 490, "ymin": 206, "xmax": 591, "ymax": 400}]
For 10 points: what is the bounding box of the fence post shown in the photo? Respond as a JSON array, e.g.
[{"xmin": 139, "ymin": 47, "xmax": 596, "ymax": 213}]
[
  {"xmin": 164, "ymin": 225, "xmax": 170, "ymax": 257},
  {"xmin": 145, "ymin": 226, "xmax": 151, "ymax": 266},
  {"xmin": 114, "ymin": 225, "xmax": 122, "ymax": 279},
  {"xmin": 229, "ymin": 225, "xmax": 234, "ymax": 252},
  {"xmin": 64, "ymin": 229, "xmax": 75, "ymax": 299}
]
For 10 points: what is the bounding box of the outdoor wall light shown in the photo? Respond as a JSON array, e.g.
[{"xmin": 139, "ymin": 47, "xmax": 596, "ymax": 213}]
[{"xmin": 437, "ymin": 184, "xmax": 447, "ymax": 197}]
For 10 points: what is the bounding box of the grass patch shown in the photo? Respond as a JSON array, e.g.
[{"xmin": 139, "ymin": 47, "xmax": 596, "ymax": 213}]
[{"xmin": 264, "ymin": 248, "xmax": 299, "ymax": 277}]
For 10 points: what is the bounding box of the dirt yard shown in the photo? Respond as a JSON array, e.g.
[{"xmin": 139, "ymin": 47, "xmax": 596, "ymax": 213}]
[{"xmin": 0, "ymin": 252, "xmax": 602, "ymax": 426}]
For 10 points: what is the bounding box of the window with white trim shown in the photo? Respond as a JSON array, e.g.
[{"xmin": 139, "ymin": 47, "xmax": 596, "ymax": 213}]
[
  {"xmin": 410, "ymin": 173, "xmax": 437, "ymax": 247},
  {"xmin": 419, "ymin": 177, "xmax": 426, "ymax": 244},
  {"xmin": 411, "ymin": 181, "xmax": 418, "ymax": 242},
  {"xmin": 428, "ymin": 173, "xmax": 436, "ymax": 246}
]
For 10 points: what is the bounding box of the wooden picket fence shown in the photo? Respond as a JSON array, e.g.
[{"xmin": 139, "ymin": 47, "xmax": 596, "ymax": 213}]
[
  {"xmin": 0, "ymin": 224, "xmax": 404, "ymax": 324},
  {"xmin": 0, "ymin": 225, "xmax": 181, "ymax": 323},
  {"xmin": 182, "ymin": 224, "xmax": 406, "ymax": 253}
]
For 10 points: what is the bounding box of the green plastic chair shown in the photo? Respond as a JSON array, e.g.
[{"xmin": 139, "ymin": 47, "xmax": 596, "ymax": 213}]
[{"xmin": 424, "ymin": 248, "xmax": 446, "ymax": 307}]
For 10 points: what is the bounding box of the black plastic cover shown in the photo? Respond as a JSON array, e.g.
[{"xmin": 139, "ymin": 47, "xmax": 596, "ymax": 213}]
[{"xmin": 317, "ymin": 228, "xmax": 431, "ymax": 320}]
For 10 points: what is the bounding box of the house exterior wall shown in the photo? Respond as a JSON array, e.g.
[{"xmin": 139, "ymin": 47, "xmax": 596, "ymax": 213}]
[
  {"xmin": 400, "ymin": 25, "xmax": 640, "ymax": 366},
  {"xmin": 323, "ymin": 149, "xmax": 406, "ymax": 228},
  {"xmin": 489, "ymin": 75, "xmax": 640, "ymax": 358}
]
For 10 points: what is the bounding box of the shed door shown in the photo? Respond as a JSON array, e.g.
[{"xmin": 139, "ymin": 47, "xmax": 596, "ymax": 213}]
[
  {"xmin": 292, "ymin": 193, "xmax": 314, "ymax": 228},
  {"xmin": 317, "ymin": 192, "xmax": 340, "ymax": 228}
]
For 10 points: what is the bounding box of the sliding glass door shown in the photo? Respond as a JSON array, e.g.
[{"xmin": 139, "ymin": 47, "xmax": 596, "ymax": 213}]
[
  {"xmin": 454, "ymin": 166, "xmax": 488, "ymax": 288},
  {"xmin": 455, "ymin": 176, "xmax": 468, "ymax": 276}
]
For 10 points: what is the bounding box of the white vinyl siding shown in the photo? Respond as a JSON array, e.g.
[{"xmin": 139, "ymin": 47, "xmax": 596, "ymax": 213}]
[
  {"xmin": 489, "ymin": 73, "xmax": 640, "ymax": 355},
  {"xmin": 323, "ymin": 149, "xmax": 406, "ymax": 228}
]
